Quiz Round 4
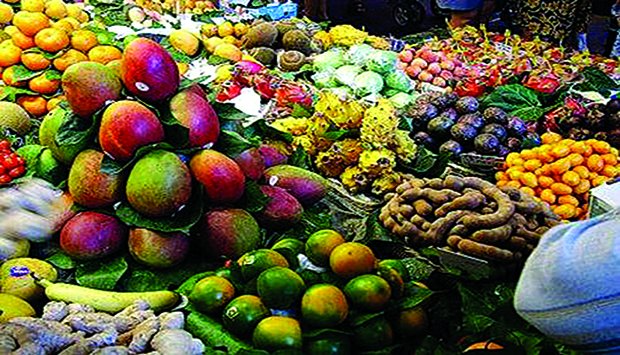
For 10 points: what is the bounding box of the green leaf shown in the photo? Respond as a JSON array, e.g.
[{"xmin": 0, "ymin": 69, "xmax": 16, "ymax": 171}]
[
  {"xmin": 400, "ymin": 257, "xmax": 436, "ymax": 281},
  {"xmin": 394, "ymin": 284, "xmax": 434, "ymax": 311},
  {"xmin": 0, "ymin": 86, "xmax": 38, "ymax": 102},
  {"xmin": 100, "ymin": 142, "xmax": 175, "ymax": 175},
  {"xmin": 123, "ymin": 257, "xmax": 215, "ymax": 292},
  {"xmin": 323, "ymin": 129, "xmax": 354, "ymax": 140},
  {"xmin": 115, "ymin": 184, "xmax": 204, "ymax": 233},
  {"xmin": 511, "ymin": 106, "xmax": 545, "ymax": 122},
  {"xmin": 12, "ymin": 65, "xmax": 42, "ymax": 83},
  {"xmin": 303, "ymin": 328, "xmax": 352, "ymax": 339},
  {"xmin": 23, "ymin": 47, "xmax": 65, "ymax": 60},
  {"xmin": 176, "ymin": 271, "xmax": 213, "ymax": 295},
  {"xmin": 400, "ymin": 147, "xmax": 449, "ymax": 178},
  {"xmin": 244, "ymin": 120, "xmax": 294, "ymax": 144},
  {"xmin": 45, "ymin": 70, "xmax": 62, "ymax": 81},
  {"xmin": 238, "ymin": 180, "xmax": 270, "ymax": 213},
  {"xmin": 214, "ymin": 103, "xmax": 251, "ymax": 122},
  {"xmin": 291, "ymin": 103, "xmax": 314, "ymax": 118},
  {"xmin": 349, "ymin": 311, "xmax": 384, "ymax": 327},
  {"xmin": 207, "ymin": 55, "xmax": 231, "ymax": 66},
  {"xmin": 215, "ymin": 130, "xmax": 260, "ymax": 157},
  {"xmin": 46, "ymin": 251, "xmax": 77, "ymax": 270},
  {"xmin": 54, "ymin": 109, "xmax": 97, "ymax": 148},
  {"xmin": 480, "ymin": 84, "xmax": 544, "ymax": 121},
  {"xmin": 573, "ymin": 66, "xmax": 619, "ymax": 94},
  {"xmin": 75, "ymin": 255, "xmax": 128, "ymax": 290},
  {"xmin": 289, "ymin": 145, "xmax": 313, "ymax": 170}
]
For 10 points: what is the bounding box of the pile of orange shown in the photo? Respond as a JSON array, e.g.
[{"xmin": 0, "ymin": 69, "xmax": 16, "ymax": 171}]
[
  {"xmin": 0, "ymin": 0, "xmax": 122, "ymax": 117},
  {"xmin": 496, "ymin": 132, "xmax": 619, "ymax": 220}
]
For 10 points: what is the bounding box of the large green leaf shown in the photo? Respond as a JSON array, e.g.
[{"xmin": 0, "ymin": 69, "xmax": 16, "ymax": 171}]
[
  {"xmin": 122, "ymin": 257, "xmax": 215, "ymax": 292},
  {"xmin": 289, "ymin": 145, "xmax": 313, "ymax": 171},
  {"xmin": 46, "ymin": 251, "xmax": 77, "ymax": 270},
  {"xmin": 75, "ymin": 255, "xmax": 128, "ymax": 290},
  {"xmin": 238, "ymin": 180, "xmax": 270, "ymax": 214},
  {"xmin": 54, "ymin": 109, "xmax": 98, "ymax": 148},
  {"xmin": 100, "ymin": 142, "xmax": 174, "ymax": 175},
  {"xmin": 480, "ymin": 84, "xmax": 544, "ymax": 122},
  {"xmin": 215, "ymin": 130, "xmax": 260, "ymax": 157},
  {"xmin": 0, "ymin": 86, "xmax": 38, "ymax": 102},
  {"xmin": 186, "ymin": 309, "xmax": 257, "ymax": 353},
  {"xmin": 115, "ymin": 184, "xmax": 204, "ymax": 233}
]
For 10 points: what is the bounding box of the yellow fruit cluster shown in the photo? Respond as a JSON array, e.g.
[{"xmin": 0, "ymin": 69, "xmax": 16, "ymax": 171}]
[
  {"xmin": 0, "ymin": 0, "xmax": 121, "ymax": 117},
  {"xmin": 496, "ymin": 132, "xmax": 619, "ymax": 220},
  {"xmin": 199, "ymin": 21, "xmax": 245, "ymax": 61}
]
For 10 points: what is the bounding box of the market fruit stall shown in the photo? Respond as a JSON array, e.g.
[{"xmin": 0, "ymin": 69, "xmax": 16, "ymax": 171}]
[{"xmin": 0, "ymin": 0, "xmax": 619, "ymax": 353}]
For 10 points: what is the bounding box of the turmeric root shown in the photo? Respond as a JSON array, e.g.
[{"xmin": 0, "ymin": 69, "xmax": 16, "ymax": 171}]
[
  {"xmin": 435, "ymin": 191, "xmax": 486, "ymax": 217},
  {"xmin": 470, "ymin": 224, "xmax": 513, "ymax": 245}
]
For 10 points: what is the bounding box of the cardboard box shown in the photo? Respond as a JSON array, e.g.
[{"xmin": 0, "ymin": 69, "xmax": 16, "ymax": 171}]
[{"xmin": 588, "ymin": 178, "xmax": 620, "ymax": 218}]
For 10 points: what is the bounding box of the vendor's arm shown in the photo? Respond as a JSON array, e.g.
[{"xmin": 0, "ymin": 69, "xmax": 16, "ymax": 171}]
[{"xmin": 514, "ymin": 214, "xmax": 620, "ymax": 353}]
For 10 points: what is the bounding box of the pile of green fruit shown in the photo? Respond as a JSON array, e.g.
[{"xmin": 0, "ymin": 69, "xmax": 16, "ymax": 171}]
[{"xmin": 185, "ymin": 229, "xmax": 431, "ymax": 353}]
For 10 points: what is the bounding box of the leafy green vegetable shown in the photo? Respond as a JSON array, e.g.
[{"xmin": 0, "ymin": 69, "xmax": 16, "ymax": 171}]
[
  {"xmin": 573, "ymin": 67, "xmax": 619, "ymax": 95},
  {"xmin": 46, "ymin": 251, "xmax": 77, "ymax": 270},
  {"xmin": 238, "ymin": 180, "xmax": 270, "ymax": 214},
  {"xmin": 115, "ymin": 184, "xmax": 204, "ymax": 233},
  {"xmin": 215, "ymin": 130, "xmax": 260, "ymax": 157},
  {"xmin": 244, "ymin": 120, "xmax": 293, "ymax": 144},
  {"xmin": 481, "ymin": 84, "xmax": 544, "ymax": 121},
  {"xmin": 0, "ymin": 86, "xmax": 38, "ymax": 102},
  {"xmin": 399, "ymin": 147, "xmax": 449, "ymax": 178},
  {"xmin": 289, "ymin": 145, "xmax": 313, "ymax": 170},
  {"xmin": 213, "ymin": 103, "xmax": 252, "ymax": 122},
  {"xmin": 291, "ymin": 103, "xmax": 314, "ymax": 118},
  {"xmin": 76, "ymin": 255, "xmax": 128, "ymax": 290}
]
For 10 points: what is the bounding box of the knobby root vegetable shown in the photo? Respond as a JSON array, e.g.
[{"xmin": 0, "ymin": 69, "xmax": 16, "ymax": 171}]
[
  {"xmin": 42, "ymin": 301, "xmax": 69, "ymax": 321},
  {"xmin": 150, "ymin": 329, "xmax": 204, "ymax": 355},
  {"xmin": 91, "ymin": 346, "xmax": 130, "ymax": 355}
]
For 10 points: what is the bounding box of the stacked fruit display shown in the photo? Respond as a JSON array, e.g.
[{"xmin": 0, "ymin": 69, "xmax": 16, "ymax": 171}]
[
  {"xmin": 271, "ymin": 92, "xmax": 418, "ymax": 195},
  {"xmin": 0, "ymin": 0, "xmax": 107, "ymax": 117},
  {"xmin": 408, "ymin": 92, "xmax": 539, "ymax": 158},
  {"xmin": 380, "ymin": 175, "xmax": 562, "ymax": 263},
  {"xmin": 496, "ymin": 132, "xmax": 619, "ymax": 220},
  {"xmin": 398, "ymin": 46, "xmax": 466, "ymax": 89},
  {"xmin": 186, "ymin": 230, "xmax": 430, "ymax": 353},
  {"xmin": 543, "ymin": 97, "xmax": 620, "ymax": 148},
  {"xmin": 199, "ymin": 21, "xmax": 247, "ymax": 61}
]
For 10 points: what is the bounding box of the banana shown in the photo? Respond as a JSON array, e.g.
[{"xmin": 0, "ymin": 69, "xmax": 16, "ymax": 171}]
[{"xmin": 36, "ymin": 278, "xmax": 180, "ymax": 313}]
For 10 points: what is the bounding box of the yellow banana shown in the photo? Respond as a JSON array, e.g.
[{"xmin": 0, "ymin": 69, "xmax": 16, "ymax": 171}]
[{"xmin": 36, "ymin": 278, "xmax": 180, "ymax": 313}]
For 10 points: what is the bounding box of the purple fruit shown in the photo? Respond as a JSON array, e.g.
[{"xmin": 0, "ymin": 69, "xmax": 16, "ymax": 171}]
[
  {"xmin": 60, "ymin": 212, "xmax": 127, "ymax": 260},
  {"xmin": 263, "ymin": 165, "xmax": 328, "ymax": 205},
  {"xmin": 258, "ymin": 186, "xmax": 303, "ymax": 227},
  {"xmin": 128, "ymin": 229, "xmax": 190, "ymax": 268},
  {"xmin": 197, "ymin": 209, "xmax": 261, "ymax": 259},
  {"xmin": 507, "ymin": 116, "xmax": 526, "ymax": 137},
  {"xmin": 257, "ymin": 144, "xmax": 288, "ymax": 168},
  {"xmin": 235, "ymin": 148, "xmax": 266, "ymax": 180}
]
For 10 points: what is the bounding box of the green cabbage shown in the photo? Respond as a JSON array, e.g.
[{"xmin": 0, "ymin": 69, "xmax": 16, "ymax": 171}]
[
  {"xmin": 389, "ymin": 92, "xmax": 414, "ymax": 109},
  {"xmin": 354, "ymin": 71, "xmax": 384, "ymax": 97},
  {"xmin": 386, "ymin": 70, "xmax": 413, "ymax": 92},
  {"xmin": 366, "ymin": 50, "xmax": 398, "ymax": 74},
  {"xmin": 335, "ymin": 65, "xmax": 362, "ymax": 87},
  {"xmin": 311, "ymin": 69, "xmax": 339, "ymax": 88},
  {"xmin": 346, "ymin": 44, "xmax": 374, "ymax": 66},
  {"xmin": 313, "ymin": 49, "xmax": 345, "ymax": 71}
]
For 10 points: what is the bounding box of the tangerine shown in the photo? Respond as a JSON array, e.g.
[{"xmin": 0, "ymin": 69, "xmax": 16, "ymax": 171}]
[
  {"xmin": 12, "ymin": 11, "xmax": 49, "ymax": 37},
  {"xmin": 305, "ymin": 229, "xmax": 345, "ymax": 267},
  {"xmin": 21, "ymin": 52, "xmax": 50, "ymax": 71},
  {"xmin": 28, "ymin": 73, "xmax": 60, "ymax": 95},
  {"xmin": 344, "ymin": 274, "xmax": 392, "ymax": 312},
  {"xmin": 188, "ymin": 275, "xmax": 235, "ymax": 314},
  {"xmin": 329, "ymin": 242, "xmax": 376, "ymax": 279},
  {"xmin": 70, "ymin": 30, "xmax": 98, "ymax": 53},
  {"xmin": 301, "ymin": 284, "xmax": 348, "ymax": 328},
  {"xmin": 17, "ymin": 95, "xmax": 47, "ymax": 116},
  {"xmin": 87, "ymin": 45, "xmax": 122, "ymax": 64}
]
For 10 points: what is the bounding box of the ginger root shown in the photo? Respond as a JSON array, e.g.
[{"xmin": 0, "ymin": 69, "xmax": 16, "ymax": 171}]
[{"xmin": 150, "ymin": 329, "xmax": 204, "ymax": 355}]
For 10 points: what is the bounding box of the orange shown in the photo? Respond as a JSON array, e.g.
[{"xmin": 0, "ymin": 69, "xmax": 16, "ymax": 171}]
[
  {"xmin": 21, "ymin": 52, "xmax": 51, "ymax": 71},
  {"xmin": 34, "ymin": 28, "xmax": 69, "ymax": 52},
  {"xmin": 550, "ymin": 182, "xmax": 572, "ymax": 196},
  {"xmin": 52, "ymin": 17, "xmax": 79, "ymax": 33},
  {"xmin": 87, "ymin": 45, "xmax": 122, "ymax": 65},
  {"xmin": 46, "ymin": 95, "xmax": 64, "ymax": 111},
  {"xmin": 495, "ymin": 171, "xmax": 508, "ymax": 181},
  {"xmin": 587, "ymin": 155, "xmax": 604, "ymax": 173},
  {"xmin": 561, "ymin": 171, "xmax": 580, "ymax": 187},
  {"xmin": 344, "ymin": 274, "xmax": 391, "ymax": 312},
  {"xmin": 567, "ymin": 153, "xmax": 584, "ymax": 167},
  {"xmin": 0, "ymin": 41, "xmax": 22, "ymax": 67},
  {"xmin": 305, "ymin": 230, "xmax": 345, "ymax": 267},
  {"xmin": 554, "ymin": 204, "xmax": 576, "ymax": 220},
  {"xmin": 106, "ymin": 59, "xmax": 121, "ymax": 77},
  {"xmin": 523, "ymin": 159, "xmax": 542, "ymax": 172},
  {"xmin": 602, "ymin": 154, "xmax": 618, "ymax": 166},
  {"xmin": 12, "ymin": 11, "xmax": 49, "ymax": 37},
  {"xmin": 70, "ymin": 30, "xmax": 98, "ymax": 53},
  {"xmin": 592, "ymin": 176, "xmax": 608, "ymax": 187},
  {"xmin": 612, "ymin": 148, "xmax": 619, "ymax": 156},
  {"xmin": 540, "ymin": 189, "xmax": 556, "ymax": 204},
  {"xmin": 0, "ymin": 3, "xmax": 14, "ymax": 25},
  {"xmin": 28, "ymin": 74, "xmax": 60, "ymax": 95},
  {"xmin": 570, "ymin": 141, "xmax": 588, "ymax": 155},
  {"xmin": 551, "ymin": 145, "xmax": 570, "ymax": 159},
  {"xmin": 17, "ymin": 95, "xmax": 47, "ymax": 116},
  {"xmin": 592, "ymin": 141, "xmax": 611, "ymax": 155},
  {"xmin": 520, "ymin": 186, "xmax": 535, "ymax": 196},
  {"xmin": 329, "ymin": 242, "xmax": 376, "ymax": 279},
  {"xmin": 574, "ymin": 180, "xmax": 591, "ymax": 195},
  {"xmin": 541, "ymin": 132, "xmax": 562, "ymax": 144},
  {"xmin": 538, "ymin": 176, "xmax": 554, "ymax": 188},
  {"xmin": 550, "ymin": 159, "xmax": 571, "ymax": 175},
  {"xmin": 301, "ymin": 284, "xmax": 349, "ymax": 328},
  {"xmin": 1, "ymin": 65, "xmax": 26, "ymax": 87},
  {"xmin": 505, "ymin": 180, "xmax": 521, "ymax": 189},
  {"xmin": 52, "ymin": 48, "xmax": 87, "ymax": 71},
  {"xmin": 538, "ymin": 164, "xmax": 552, "ymax": 176},
  {"xmin": 44, "ymin": 0, "xmax": 68, "ymax": 20},
  {"xmin": 602, "ymin": 165, "xmax": 617, "ymax": 178},
  {"xmin": 10, "ymin": 30, "xmax": 35, "ymax": 50},
  {"xmin": 572, "ymin": 166, "xmax": 590, "ymax": 179},
  {"xmin": 519, "ymin": 172, "xmax": 538, "ymax": 188},
  {"xmin": 558, "ymin": 195, "xmax": 579, "ymax": 207}
]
